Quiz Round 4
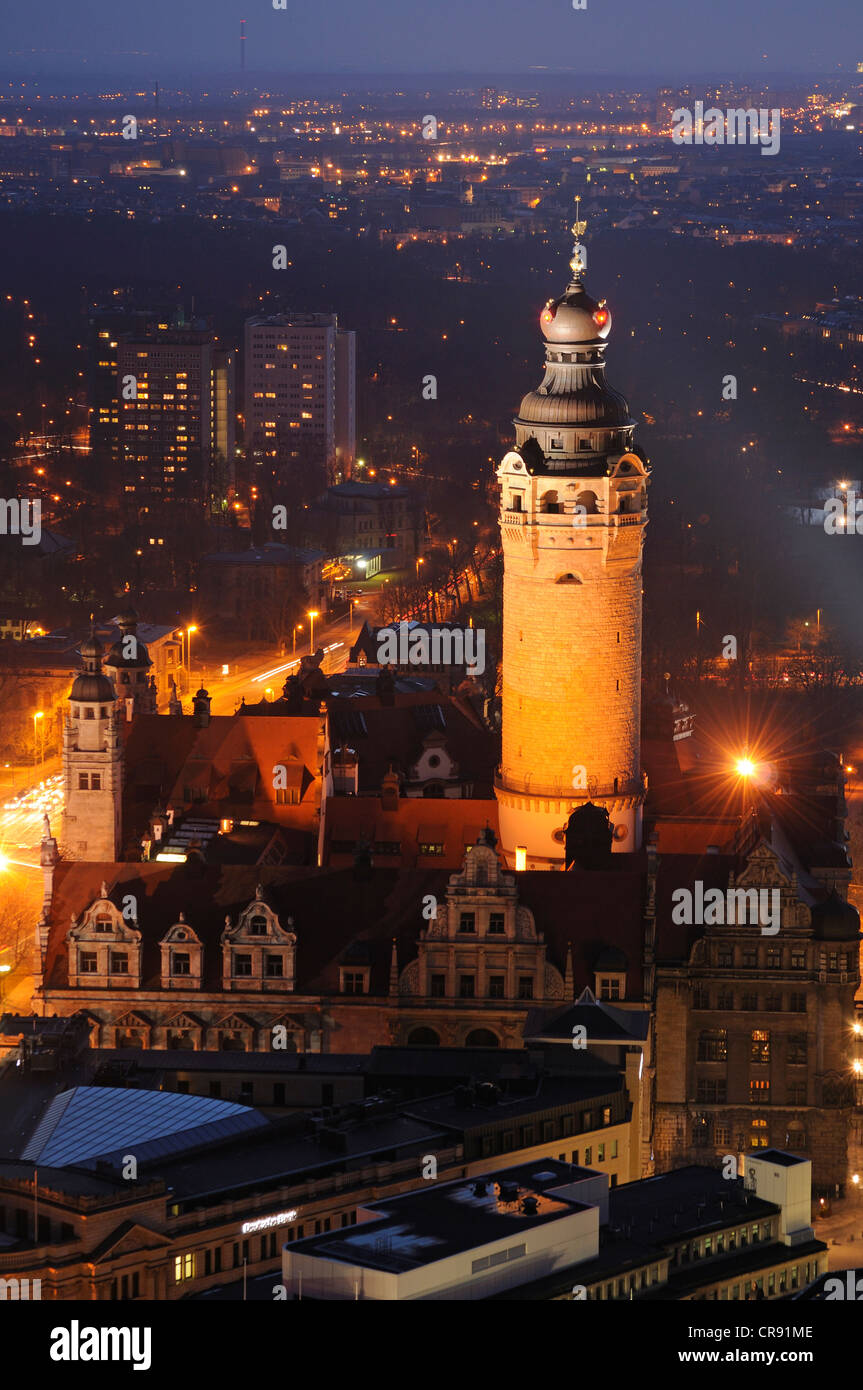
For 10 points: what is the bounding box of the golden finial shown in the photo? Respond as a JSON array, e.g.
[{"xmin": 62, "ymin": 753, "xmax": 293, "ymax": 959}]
[{"xmin": 571, "ymin": 194, "xmax": 588, "ymax": 239}]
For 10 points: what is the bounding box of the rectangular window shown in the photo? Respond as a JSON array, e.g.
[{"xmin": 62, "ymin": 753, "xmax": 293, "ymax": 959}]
[
  {"xmin": 696, "ymin": 1079, "xmax": 727, "ymax": 1103},
  {"xmin": 458, "ymin": 912, "xmax": 476, "ymax": 934},
  {"xmin": 597, "ymin": 1143, "xmax": 605, "ymax": 1162},
  {"xmin": 750, "ymin": 1030, "xmax": 770, "ymax": 1063},
  {"xmin": 791, "ymin": 950, "xmax": 806, "ymax": 970},
  {"xmin": 488, "ymin": 913, "xmax": 505, "ymax": 934},
  {"xmin": 109, "ymin": 953, "xmax": 128, "ymax": 975},
  {"xmin": 517, "ymin": 976, "xmax": 533, "ymax": 1000},
  {"xmin": 611, "ymin": 1139, "xmax": 619, "ymax": 1159},
  {"xmin": 79, "ymin": 951, "xmax": 98, "ymax": 974},
  {"xmin": 234, "ymin": 954, "xmax": 253, "ymax": 977},
  {"xmin": 583, "ymin": 1146, "xmax": 592, "ymax": 1165},
  {"xmin": 459, "ymin": 975, "xmax": 475, "ymax": 999},
  {"xmin": 742, "ymin": 949, "xmax": 757, "ymax": 968},
  {"xmin": 698, "ymin": 1030, "xmax": 728, "ymax": 1062},
  {"xmin": 342, "ymin": 971, "xmax": 365, "ymax": 995},
  {"xmin": 766, "ymin": 947, "xmax": 782, "ymax": 969},
  {"xmin": 77, "ymin": 773, "xmax": 89, "ymax": 790},
  {"xmin": 430, "ymin": 974, "xmax": 446, "ymax": 997},
  {"xmin": 742, "ymin": 992, "xmax": 758, "ymax": 1011},
  {"xmin": 788, "ymin": 1035, "xmax": 807, "ymax": 1065},
  {"xmin": 790, "ymin": 992, "xmax": 807, "ymax": 1013},
  {"xmin": 749, "ymin": 1079, "xmax": 770, "ymax": 1103},
  {"xmin": 265, "ymin": 955, "xmax": 284, "ymax": 978},
  {"xmin": 174, "ymin": 1252, "xmax": 195, "ymax": 1283},
  {"xmin": 788, "ymin": 1082, "xmax": 807, "ymax": 1105},
  {"xmin": 717, "ymin": 990, "xmax": 734, "ymax": 1010},
  {"xmin": 489, "ymin": 975, "xmax": 505, "ymax": 999},
  {"xmin": 717, "ymin": 948, "xmax": 733, "ymax": 968},
  {"xmin": 172, "ymin": 952, "xmax": 190, "ymax": 976}
]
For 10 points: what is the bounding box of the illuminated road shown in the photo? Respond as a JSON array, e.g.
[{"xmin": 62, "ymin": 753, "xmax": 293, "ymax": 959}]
[
  {"xmin": 207, "ymin": 610, "xmax": 357, "ymax": 715},
  {"xmin": 0, "ymin": 772, "xmax": 62, "ymax": 872}
]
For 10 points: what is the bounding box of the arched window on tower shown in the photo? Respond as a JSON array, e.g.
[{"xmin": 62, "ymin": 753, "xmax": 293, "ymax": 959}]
[
  {"xmin": 540, "ymin": 490, "xmax": 560, "ymax": 514},
  {"xmin": 576, "ymin": 490, "xmax": 599, "ymax": 515}
]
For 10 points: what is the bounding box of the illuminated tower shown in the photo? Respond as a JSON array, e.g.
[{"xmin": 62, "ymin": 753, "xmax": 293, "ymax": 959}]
[
  {"xmin": 62, "ymin": 629, "xmax": 124, "ymax": 862},
  {"xmin": 495, "ymin": 204, "xmax": 649, "ymax": 868}
]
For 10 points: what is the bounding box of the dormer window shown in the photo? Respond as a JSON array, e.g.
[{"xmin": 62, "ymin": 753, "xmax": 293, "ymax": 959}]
[
  {"xmin": 340, "ymin": 968, "xmax": 369, "ymax": 995},
  {"xmin": 84, "ymin": 708, "xmax": 95, "ymax": 720},
  {"xmin": 94, "ymin": 918, "xmax": 112, "ymax": 934},
  {"xmin": 249, "ymin": 915, "xmax": 267, "ymax": 936},
  {"xmin": 171, "ymin": 952, "xmax": 190, "ymax": 976}
]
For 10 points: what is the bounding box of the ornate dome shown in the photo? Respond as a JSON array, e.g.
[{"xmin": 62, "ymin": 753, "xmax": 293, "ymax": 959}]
[
  {"xmin": 70, "ymin": 623, "xmax": 115, "ymax": 703},
  {"xmin": 518, "ymin": 374, "xmax": 631, "ymax": 426},
  {"xmin": 540, "ymin": 285, "xmax": 611, "ymax": 345},
  {"xmin": 514, "ymin": 204, "xmax": 633, "ymax": 437}
]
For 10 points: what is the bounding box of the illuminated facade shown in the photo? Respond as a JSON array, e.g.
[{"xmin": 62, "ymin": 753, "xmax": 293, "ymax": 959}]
[{"xmin": 495, "ymin": 210, "xmax": 648, "ymax": 869}]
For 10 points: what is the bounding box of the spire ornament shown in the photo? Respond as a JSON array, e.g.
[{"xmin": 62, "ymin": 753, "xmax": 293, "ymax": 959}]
[{"xmin": 569, "ymin": 195, "xmax": 588, "ymax": 282}]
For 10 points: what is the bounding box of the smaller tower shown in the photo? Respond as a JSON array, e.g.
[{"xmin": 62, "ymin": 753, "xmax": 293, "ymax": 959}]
[
  {"xmin": 103, "ymin": 607, "xmax": 156, "ymax": 718},
  {"xmin": 62, "ymin": 627, "xmax": 123, "ymax": 862}
]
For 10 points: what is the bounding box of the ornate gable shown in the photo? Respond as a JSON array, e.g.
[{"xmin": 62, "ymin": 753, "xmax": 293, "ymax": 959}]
[
  {"xmin": 222, "ymin": 885, "xmax": 297, "ymax": 944},
  {"xmin": 160, "ymin": 914, "xmax": 202, "ymax": 947},
  {"xmin": 68, "ymin": 883, "xmax": 141, "ymax": 945}
]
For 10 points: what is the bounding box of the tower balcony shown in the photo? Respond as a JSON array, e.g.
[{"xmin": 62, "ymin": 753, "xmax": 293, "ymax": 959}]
[{"xmin": 496, "ymin": 767, "xmax": 645, "ymax": 802}]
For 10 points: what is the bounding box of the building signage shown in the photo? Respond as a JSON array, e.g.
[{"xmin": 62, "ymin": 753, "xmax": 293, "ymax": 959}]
[{"xmin": 241, "ymin": 1209, "xmax": 298, "ymax": 1235}]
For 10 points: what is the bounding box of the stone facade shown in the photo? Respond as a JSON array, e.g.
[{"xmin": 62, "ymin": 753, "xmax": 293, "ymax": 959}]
[{"xmin": 653, "ymin": 842, "xmax": 860, "ymax": 1192}]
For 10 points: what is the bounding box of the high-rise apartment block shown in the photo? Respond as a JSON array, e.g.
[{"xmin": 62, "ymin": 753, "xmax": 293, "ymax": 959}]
[
  {"xmin": 117, "ymin": 314, "xmax": 235, "ymax": 514},
  {"xmin": 244, "ymin": 312, "xmax": 356, "ymax": 493}
]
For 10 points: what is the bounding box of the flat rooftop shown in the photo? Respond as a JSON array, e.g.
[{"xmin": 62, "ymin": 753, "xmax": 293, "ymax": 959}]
[{"xmin": 286, "ymin": 1158, "xmax": 592, "ymax": 1274}]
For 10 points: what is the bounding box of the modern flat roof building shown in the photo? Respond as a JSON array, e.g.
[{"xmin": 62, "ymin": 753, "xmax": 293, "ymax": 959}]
[{"xmin": 282, "ymin": 1150, "xmax": 827, "ymax": 1301}]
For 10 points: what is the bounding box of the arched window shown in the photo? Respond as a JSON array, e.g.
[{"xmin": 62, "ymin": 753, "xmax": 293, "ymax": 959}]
[
  {"xmin": 576, "ymin": 490, "xmax": 599, "ymax": 515},
  {"xmin": 465, "ymin": 1028, "xmax": 499, "ymax": 1048},
  {"xmin": 540, "ymin": 490, "xmax": 560, "ymax": 514},
  {"xmin": 407, "ymin": 1026, "xmax": 440, "ymax": 1047}
]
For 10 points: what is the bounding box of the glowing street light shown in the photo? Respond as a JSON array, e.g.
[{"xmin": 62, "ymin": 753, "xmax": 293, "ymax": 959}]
[
  {"xmin": 33, "ymin": 711, "xmax": 44, "ymax": 769},
  {"xmin": 736, "ymin": 757, "xmax": 755, "ymax": 778},
  {"xmin": 308, "ymin": 610, "xmax": 319, "ymax": 654},
  {"xmin": 292, "ymin": 623, "xmax": 303, "ymax": 655},
  {"xmin": 185, "ymin": 625, "xmax": 198, "ymax": 675}
]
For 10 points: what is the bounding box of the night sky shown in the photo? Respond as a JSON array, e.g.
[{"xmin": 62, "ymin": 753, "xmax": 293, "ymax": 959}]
[{"xmin": 2, "ymin": 0, "xmax": 861, "ymax": 78}]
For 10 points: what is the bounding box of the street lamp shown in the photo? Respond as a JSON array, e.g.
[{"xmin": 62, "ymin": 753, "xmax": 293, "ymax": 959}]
[
  {"xmin": 33, "ymin": 711, "xmax": 44, "ymax": 769},
  {"xmin": 292, "ymin": 623, "xmax": 303, "ymax": 655},
  {"xmin": 185, "ymin": 625, "xmax": 198, "ymax": 683},
  {"xmin": 308, "ymin": 610, "xmax": 319, "ymax": 654}
]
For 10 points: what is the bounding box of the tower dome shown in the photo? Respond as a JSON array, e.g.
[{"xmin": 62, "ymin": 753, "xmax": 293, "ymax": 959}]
[
  {"xmin": 514, "ymin": 204, "xmax": 634, "ymax": 448},
  {"xmin": 70, "ymin": 627, "xmax": 115, "ymax": 703}
]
